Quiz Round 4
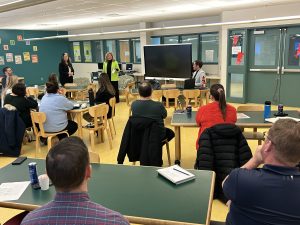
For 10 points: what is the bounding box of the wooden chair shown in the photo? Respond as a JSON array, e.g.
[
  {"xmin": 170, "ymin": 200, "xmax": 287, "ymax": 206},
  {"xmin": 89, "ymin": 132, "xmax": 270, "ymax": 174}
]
[
  {"xmin": 89, "ymin": 151, "xmax": 100, "ymax": 163},
  {"xmin": 64, "ymin": 83, "xmax": 78, "ymax": 99},
  {"xmin": 30, "ymin": 111, "xmax": 69, "ymax": 154},
  {"xmin": 237, "ymin": 105, "xmax": 265, "ymax": 145},
  {"xmin": 124, "ymin": 81, "xmax": 137, "ymax": 116},
  {"xmin": 161, "ymin": 83, "xmax": 176, "ymax": 89},
  {"xmin": 26, "ymin": 87, "xmax": 39, "ymax": 99},
  {"xmin": 108, "ymin": 97, "xmax": 116, "ymax": 137},
  {"xmin": 151, "ymin": 90, "xmax": 163, "ymax": 102},
  {"xmin": 133, "ymin": 138, "xmax": 171, "ymax": 166},
  {"xmin": 163, "ymin": 89, "xmax": 181, "ymax": 109},
  {"xmin": 182, "ymin": 89, "xmax": 201, "ymax": 107},
  {"xmin": 83, "ymin": 104, "xmax": 113, "ymax": 151},
  {"xmin": 80, "ymin": 83, "xmax": 97, "ymax": 100}
]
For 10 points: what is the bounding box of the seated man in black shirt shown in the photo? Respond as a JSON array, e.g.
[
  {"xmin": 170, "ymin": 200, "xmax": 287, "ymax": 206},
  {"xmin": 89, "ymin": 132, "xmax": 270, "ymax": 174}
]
[
  {"xmin": 223, "ymin": 119, "xmax": 300, "ymax": 225},
  {"xmin": 131, "ymin": 81, "xmax": 174, "ymax": 143}
]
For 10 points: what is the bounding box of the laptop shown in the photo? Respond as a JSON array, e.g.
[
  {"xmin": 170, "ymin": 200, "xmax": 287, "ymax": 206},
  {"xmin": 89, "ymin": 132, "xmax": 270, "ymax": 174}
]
[{"xmin": 184, "ymin": 78, "xmax": 195, "ymax": 89}]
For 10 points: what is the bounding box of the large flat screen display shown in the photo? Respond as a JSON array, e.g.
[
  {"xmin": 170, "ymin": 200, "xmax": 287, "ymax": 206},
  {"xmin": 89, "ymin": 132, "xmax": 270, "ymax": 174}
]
[{"xmin": 144, "ymin": 44, "xmax": 192, "ymax": 80}]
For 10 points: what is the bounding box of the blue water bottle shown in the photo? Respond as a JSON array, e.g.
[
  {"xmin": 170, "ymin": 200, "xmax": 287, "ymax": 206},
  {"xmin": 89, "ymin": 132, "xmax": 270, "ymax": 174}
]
[{"xmin": 264, "ymin": 101, "xmax": 271, "ymax": 119}]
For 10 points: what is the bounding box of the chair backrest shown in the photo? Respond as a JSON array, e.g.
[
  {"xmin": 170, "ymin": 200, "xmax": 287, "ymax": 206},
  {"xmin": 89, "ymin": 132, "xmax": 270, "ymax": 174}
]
[
  {"xmin": 161, "ymin": 83, "xmax": 176, "ymax": 89},
  {"xmin": 237, "ymin": 105, "xmax": 263, "ymax": 112},
  {"xmin": 182, "ymin": 89, "xmax": 200, "ymax": 107},
  {"xmin": 163, "ymin": 89, "xmax": 181, "ymax": 108},
  {"xmin": 109, "ymin": 97, "xmax": 116, "ymax": 118},
  {"xmin": 26, "ymin": 87, "xmax": 39, "ymax": 98},
  {"xmin": 89, "ymin": 151, "xmax": 100, "ymax": 163},
  {"xmin": 151, "ymin": 90, "xmax": 163, "ymax": 102},
  {"xmin": 88, "ymin": 104, "xmax": 109, "ymax": 129},
  {"xmin": 30, "ymin": 111, "xmax": 47, "ymax": 136},
  {"xmin": 64, "ymin": 83, "xmax": 78, "ymax": 88},
  {"xmin": 125, "ymin": 81, "xmax": 136, "ymax": 107}
]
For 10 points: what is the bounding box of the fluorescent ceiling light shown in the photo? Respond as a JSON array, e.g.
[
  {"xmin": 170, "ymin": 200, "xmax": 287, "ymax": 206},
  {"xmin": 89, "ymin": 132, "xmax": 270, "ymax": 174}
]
[
  {"xmin": 0, "ymin": 0, "xmax": 25, "ymax": 7},
  {"xmin": 24, "ymin": 14, "xmax": 300, "ymax": 41}
]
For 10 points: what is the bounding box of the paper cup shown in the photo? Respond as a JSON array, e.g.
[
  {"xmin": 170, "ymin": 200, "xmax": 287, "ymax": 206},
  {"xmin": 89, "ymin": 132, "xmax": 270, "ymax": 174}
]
[{"xmin": 38, "ymin": 174, "xmax": 50, "ymax": 191}]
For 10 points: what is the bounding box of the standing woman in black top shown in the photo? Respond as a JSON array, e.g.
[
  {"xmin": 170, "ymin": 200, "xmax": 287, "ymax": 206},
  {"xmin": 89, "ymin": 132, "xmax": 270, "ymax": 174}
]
[{"xmin": 59, "ymin": 53, "xmax": 74, "ymax": 86}]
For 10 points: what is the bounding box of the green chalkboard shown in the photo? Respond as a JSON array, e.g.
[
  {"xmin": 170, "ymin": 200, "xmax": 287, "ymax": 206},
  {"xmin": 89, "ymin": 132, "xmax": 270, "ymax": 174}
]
[{"xmin": 0, "ymin": 30, "xmax": 69, "ymax": 85}]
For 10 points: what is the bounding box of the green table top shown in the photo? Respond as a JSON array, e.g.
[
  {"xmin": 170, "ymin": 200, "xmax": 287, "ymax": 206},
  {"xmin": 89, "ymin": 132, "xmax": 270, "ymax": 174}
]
[
  {"xmin": 171, "ymin": 110, "xmax": 299, "ymax": 128},
  {"xmin": 0, "ymin": 159, "xmax": 215, "ymax": 225}
]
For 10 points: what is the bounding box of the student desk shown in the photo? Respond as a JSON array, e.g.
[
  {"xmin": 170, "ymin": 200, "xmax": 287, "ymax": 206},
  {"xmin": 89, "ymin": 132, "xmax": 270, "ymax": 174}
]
[
  {"xmin": 171, "ymin": 110, "xmax": 300, "ymax": 164},
  {"xmin": 0, "ymin": 159, "xmax": 215, "ymax": 225}
]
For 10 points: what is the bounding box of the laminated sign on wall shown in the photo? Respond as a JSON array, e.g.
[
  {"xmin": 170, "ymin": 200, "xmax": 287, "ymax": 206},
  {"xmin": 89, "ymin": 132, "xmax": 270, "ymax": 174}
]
[{"xmin": 73, "ymin": 42, "xmax": 81, "ymax": 62}]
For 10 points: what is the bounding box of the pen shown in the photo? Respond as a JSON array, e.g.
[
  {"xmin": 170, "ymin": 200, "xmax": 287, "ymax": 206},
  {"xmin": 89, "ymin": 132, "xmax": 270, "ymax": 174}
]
[{"xmin": 173, "ymin": 168, "xmax": 190, "ymax": 176}]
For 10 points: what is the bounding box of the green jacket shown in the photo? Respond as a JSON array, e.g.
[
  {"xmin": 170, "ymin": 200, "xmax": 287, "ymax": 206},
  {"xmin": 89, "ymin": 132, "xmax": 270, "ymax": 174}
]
[{"xmin": 103, "ymin": 60, "xmax": 120, "ymax": 81}]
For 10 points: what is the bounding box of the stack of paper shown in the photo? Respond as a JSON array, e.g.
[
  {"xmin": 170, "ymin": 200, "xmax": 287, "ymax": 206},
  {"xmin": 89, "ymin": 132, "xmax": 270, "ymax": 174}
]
[
  {"xmin": 157, "ymin": 165, "xmax": 195, "ymax": 185},
  {"xmin": 265, "ymin": 117, "xmax": 300, "ymax": 123}
]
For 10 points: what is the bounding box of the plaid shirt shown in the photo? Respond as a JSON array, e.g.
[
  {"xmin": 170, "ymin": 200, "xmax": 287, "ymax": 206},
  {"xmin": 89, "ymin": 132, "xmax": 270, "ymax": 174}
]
[{"xmin": 21, "ymin": 192, "xmax": 129, "ymax": 225}]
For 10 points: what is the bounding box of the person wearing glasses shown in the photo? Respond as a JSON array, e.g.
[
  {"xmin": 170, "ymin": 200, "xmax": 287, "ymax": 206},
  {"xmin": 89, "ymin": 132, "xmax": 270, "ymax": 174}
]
[{"xmin": 222, "ymin": 119, "xmax": 300, "ymax": 225}]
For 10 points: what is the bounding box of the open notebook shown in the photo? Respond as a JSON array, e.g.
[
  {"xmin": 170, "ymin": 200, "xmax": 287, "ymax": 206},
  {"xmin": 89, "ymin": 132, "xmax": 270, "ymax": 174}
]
[{"xmin": 157, "ymin": 165, "xmax": 195, "ymax": 185}]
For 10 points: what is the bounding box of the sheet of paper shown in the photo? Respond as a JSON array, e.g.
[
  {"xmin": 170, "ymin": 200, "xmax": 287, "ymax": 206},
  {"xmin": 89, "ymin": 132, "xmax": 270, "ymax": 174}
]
[
  {"xmin": 0, "ymin": 181, "xmax": 30, "ymax": 201},
  {"xmin": 205, "ymin": 50, "xmax": 214, "ymax": 62},
  {"xmin": 232, "ymin": 46, "xmax": 242, "ymax": 55},
  {"xmin": 237, "ymin": 113, "xmax": 250, "ymax": 119}
]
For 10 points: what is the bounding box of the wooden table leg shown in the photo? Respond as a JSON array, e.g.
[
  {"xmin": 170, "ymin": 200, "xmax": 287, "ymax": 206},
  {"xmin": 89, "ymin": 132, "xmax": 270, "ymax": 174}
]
[
  {"xmin": 76, "ymin": 112, "xmax": 83, "ymax": 138},
  {"xmin": 205, "ymin": 91, "xmax": 209, "ymax": 105},
  {"xmin": 174, "ymin": 126, "xmax": 181, "ymax": 162}
]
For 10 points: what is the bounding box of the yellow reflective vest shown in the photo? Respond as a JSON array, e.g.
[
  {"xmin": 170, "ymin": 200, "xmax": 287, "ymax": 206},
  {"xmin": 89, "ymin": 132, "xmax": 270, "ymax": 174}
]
[{"xmin": 103, "ymin": 60, "xmax": 120, "ymax": 81}]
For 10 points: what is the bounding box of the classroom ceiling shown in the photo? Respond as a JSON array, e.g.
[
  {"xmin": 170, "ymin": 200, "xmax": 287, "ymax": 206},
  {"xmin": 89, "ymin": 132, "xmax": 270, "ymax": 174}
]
[{"xmin": 0, "ymin": 0, "xmax": 298, "ymax": 31}]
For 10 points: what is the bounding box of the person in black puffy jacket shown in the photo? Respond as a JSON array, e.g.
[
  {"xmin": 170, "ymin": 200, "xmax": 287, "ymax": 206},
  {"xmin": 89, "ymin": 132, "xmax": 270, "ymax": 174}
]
[{"xmin": 194, "ymin": 123, "xmax": 252, "ymax": 203}]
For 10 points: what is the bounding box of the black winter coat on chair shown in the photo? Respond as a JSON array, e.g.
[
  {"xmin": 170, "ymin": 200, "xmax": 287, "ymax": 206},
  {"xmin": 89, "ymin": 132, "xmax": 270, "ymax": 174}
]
[
  {"xmin": 0, "ymin": 105, "xmax": 26, "ymax": 156},
  {"xmin": 194, "ymin": 123, "xmax": 252, "ymax": 203},
  {"xmin": 118, "ymin": 116, "xmax": 163, "ymax": 166}
]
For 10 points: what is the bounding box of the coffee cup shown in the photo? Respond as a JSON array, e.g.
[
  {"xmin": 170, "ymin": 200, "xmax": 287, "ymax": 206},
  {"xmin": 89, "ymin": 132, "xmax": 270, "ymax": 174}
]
[{"xmin": 38, "ymin": 174, "xmax": 50, "ymax": 191}]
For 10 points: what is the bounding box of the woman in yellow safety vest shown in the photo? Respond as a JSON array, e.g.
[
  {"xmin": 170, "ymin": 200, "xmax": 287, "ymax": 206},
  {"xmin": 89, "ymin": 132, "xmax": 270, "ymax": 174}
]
[{"xmin": 103, "ymin": 52, "xmax": 120, "ymax": 102}]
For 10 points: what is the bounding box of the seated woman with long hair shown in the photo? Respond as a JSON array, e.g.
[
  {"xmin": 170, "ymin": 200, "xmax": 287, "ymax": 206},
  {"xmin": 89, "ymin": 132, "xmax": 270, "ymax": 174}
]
[
  {"xmin": 195, "ymin": 83, "xmax": 237, "ymax": 149},
  {"xmin": 83, "ymin": 73, "xmax": 115, "ymax": 122},
  {"xmin": 4, "ymin": 83, "xmax": 38, "ymax": 128},
  {"xmin": 1, "ymin": 75, "xmax": 19, "ymax": 107}
]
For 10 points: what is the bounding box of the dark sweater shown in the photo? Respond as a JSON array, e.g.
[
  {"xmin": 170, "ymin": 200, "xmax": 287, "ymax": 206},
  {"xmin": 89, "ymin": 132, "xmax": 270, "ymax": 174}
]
[
  {"xmin": 195, "ymin": 123, "xmax": 252, "ymax": 203},
  {"xmin": 131, "ymin": 99, "xmax": 167, "ymax": 139},
  {"xmin": 59, "ymin": 62, "xmax": 74, "ymax": 86},
  {"xmin": 4, "ymin": 94, "xmax": 38, "ymax": 128},
  {"xmin": 95, "ymin": 90, "xmax": 114, "ymax": 119}
]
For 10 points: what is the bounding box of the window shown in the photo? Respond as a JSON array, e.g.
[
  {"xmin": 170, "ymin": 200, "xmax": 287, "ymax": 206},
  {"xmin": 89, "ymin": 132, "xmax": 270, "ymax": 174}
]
[
  {"xmin": 200, "ymin": 33, "xmax": 219, "ymax": 63},
  {"xmin": 182, "ymin": 35, "xmax": 199, "ymax": 61},
  {"xmin": 132, "ymin": 39, "xmax": 141, "ymax": 63},
  {"xmin": 119, "ymin": 39, "xmax": 130, "ymax": 63},
  {"xmin": 151, "ymin": 37, "xmax": 161, "ymax": 45},
  {"xmin": 104, "ymin": 40, "xmax": 117, "ymax": 60},
  {"xmin": 93, "ymin": 40, "xmax": 104, "ymax": 63},
  {"xmin": 163, "ymin": 36, "xmax": 179, "ymax": 44}
]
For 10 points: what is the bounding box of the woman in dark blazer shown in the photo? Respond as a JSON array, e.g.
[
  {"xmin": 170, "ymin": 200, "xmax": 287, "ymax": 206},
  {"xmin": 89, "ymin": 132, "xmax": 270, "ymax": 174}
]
[{"xmin": 59, "ymin": 53, "xmax": 74, "ymax": 86}]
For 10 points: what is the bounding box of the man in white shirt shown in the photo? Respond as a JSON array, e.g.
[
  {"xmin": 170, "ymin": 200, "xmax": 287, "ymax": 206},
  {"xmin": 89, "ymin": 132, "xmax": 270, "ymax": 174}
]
[{"xmin": 192, "ymin": 60, "xmax": 206, "ymax": 88}]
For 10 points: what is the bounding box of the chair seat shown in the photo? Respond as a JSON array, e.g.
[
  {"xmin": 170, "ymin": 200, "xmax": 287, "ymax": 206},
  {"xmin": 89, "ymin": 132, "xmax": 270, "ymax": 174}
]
[
  {"xmin": 242, "ymin": 131, "xmax": 264, "ymax": 140},
  {"xmin": 38, "ymin": 130, "xmax": 68, "ymax": 138}
]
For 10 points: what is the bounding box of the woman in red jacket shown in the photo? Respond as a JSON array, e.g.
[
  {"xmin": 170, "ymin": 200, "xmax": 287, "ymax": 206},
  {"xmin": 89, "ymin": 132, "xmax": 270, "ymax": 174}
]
[{"xmin": 196, "ymin": 84, "xmax": 237, "ymax": 149}]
